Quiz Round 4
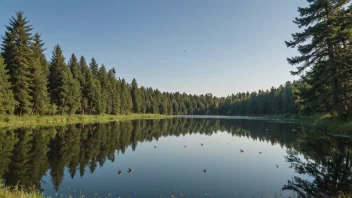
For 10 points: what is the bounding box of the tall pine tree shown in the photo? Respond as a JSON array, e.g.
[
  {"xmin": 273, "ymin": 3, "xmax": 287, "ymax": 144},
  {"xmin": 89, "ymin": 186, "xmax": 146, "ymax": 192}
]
[
  {"xmin": 79, "ymin": 56, "xmax": 91, "ymax": 114},
  {"xmin": 31, "ymin": 33, "xmax": 51, "ymax": 115},
  {"xmin": 108, "ymin": 69, "xmax": 120, "ymax": 115},
  {"xmin": 89, "ymin": 58, "xmax": 102, "ymax": 114},
  {"xmin": 1, "ymin": 11, "xmax": 34, "ymax": 115},
  {"xmin": 98, "ymin": 64, "xmax": 109, "ymax": 114},
  {"xmin": 89, "ymin": 58, "xmax": 99, "ymax": 77},
  {"xmin": 131, "ymin": 78, "xmax": 142, "ymax": 113},
  {"xmin": 49, "ymin": 45, "xmax": 80, "ymax": 114},
  {"xmin": 68, "ymin": 54, "xmax": 83, "ymax": 113},
  {"xmin": 120, "ymin": 78, "xmax": 132, "ymax": 114},
  {"xmin": 286, "ymin": 0, "xmax": 352, "ymax": 120}
]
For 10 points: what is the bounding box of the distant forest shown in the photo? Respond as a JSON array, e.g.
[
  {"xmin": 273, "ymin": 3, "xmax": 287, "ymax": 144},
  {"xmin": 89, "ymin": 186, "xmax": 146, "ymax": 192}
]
[{"xmin": 0, "ymin": 0, "xmax": 352, "ymax": 119}]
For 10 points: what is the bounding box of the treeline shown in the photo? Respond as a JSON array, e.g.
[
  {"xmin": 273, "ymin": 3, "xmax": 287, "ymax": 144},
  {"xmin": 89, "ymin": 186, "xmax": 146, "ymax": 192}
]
[
  {"xmin": 0, "ymin": 11, "xmax": 300, "ymax": 117},
  {"xmin": 1, "ymin": 0, "xmax": 352, "ymax": 119}
]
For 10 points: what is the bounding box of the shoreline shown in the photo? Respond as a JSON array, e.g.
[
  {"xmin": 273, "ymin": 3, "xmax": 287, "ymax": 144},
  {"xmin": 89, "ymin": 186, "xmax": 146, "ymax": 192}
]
[
  {"xmin": 0, "ymin": 113, "xmax": 351, "ymax": 135},
  {"xmin": 262, "ymin": 114, "xmax": 352, "ymax": 135},
  {"xmin": 0, "ymin": 114, "xmax": 171, "ymax": 128}
]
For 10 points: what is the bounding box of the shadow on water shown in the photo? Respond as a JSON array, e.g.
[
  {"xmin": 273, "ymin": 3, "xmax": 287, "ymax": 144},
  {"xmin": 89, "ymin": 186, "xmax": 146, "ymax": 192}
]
[{"xmin": 0, "ymin": 118, "xmax": 351, "ymax": 197}]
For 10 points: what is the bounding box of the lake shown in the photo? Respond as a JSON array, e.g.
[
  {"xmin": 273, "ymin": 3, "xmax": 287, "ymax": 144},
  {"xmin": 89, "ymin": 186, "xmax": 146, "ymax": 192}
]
[{"xmin": 0, "ymin": 117, "xmax": 351, "ymax": 198}]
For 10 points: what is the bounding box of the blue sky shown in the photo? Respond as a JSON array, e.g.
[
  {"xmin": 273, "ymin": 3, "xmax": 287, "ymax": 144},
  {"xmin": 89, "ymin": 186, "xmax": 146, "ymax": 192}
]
[{"xmin": 0, "ymin": 0, "xmax": 306, "ymax": 96}]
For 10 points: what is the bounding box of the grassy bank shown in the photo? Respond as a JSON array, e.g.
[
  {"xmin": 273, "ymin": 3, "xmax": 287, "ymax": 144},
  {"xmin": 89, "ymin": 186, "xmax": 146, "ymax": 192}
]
[
  {"xmin": 0, "ymin": 185, "xmax": 42, "ymax": 198},
  {"xmin": 0, "ymin": 114, "xmax": 171, "ymax": 128},
  {"xmin": 263, "ymin": 113, "xmax": 352, "ymax": 135},
  {"xmin": 301, "ymin": 114, "xmax": 352, "ymax": 135}
]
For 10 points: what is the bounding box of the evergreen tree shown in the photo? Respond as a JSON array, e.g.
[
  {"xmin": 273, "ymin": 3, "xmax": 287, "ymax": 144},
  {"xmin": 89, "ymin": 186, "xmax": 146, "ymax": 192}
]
[
  {"xmin": 89, "ymin": 58, "xmax": 99, "ymax": 76},
  {"xmin": 33, "ymin": 33, "xmax": 49, "ymax": 76},
  {"xmin": 120, "ymin": 78, "xmax": 132, "ymax": 114},
  {"xmin": 88, "ymin": 58, "xmax": 102, "ymax": 114},
  {"xmin": 1, "ymin": 11, "xmax": 34, "ymax": 115},
  {"xmin": 93, "ymin": 78, "xmax": 103, "ymax": 114},
  {"xmin": 108, "ymin": 68, "xmax": 120, "ymax": 115},
  {"xmin": 69, "ymin": 54, "xmax": 83, "ymax": 86},
  {"xmin": 49, "ymin": 45, "xmax": 80, "ymax": 114},
  {"xmin": 31, "ymin": 33, "xmax": 51, "ymax": 115},
  {"xmin": 131, "ymin": 78, "xmax": 142, "ymax": 113},
  {"xmin": 68, "ymin": 54, "xmax": 83, "ymax": 113},
  {"xmin": 140, "ymin": 86, "xmax": 147, "ymax": 113},
  {"xmin": 0, "ymin": 54, "xmax": 17, "ymax": 114},
  {"xmin": 67, "ymin": 74, "xmax": 81, "ymax": 114},
  {"xmin": 115, "ymin": 76, "xmax": 122, "ymax": 114},
  {"xmin": 286, "ymin": 0, "xmax": 352, "ymax": 120},
  {"xmin": 80, "ymin": 56, "xmax": 101, "ymax": 114},
  {"xmin": 79, "ymin": 56, "xmax": 90, "ymax": 114},
  {"xmin": 98, "ymin": 64, "xmax": 109, "ymax": 114}
]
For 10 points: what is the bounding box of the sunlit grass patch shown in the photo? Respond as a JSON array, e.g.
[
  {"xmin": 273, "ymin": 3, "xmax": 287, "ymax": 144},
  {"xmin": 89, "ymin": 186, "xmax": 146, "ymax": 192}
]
[
  {"xmin": 0, "ymin": 184, "xmax": 42, "ymax": 198},
  {"xmin": 0, "ymin": 114, "xmax": 171, "ymax": 128}
]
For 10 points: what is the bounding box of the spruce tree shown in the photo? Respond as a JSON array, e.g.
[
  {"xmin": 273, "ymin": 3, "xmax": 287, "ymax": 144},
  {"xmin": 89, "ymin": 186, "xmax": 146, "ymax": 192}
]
[
  {"xmin": 1, "ymin": 11, "xmax": 34, "ymax": 115},
  {"xmin": 66, "ymin": 74, "xmax": 81, "ymax": 114},
  {"xmin": 68, "ymin": 54, "xmax": 83, "ymax": 113},
  {"xmin": 80, "ymin": 56, "xmax": 101, "ymax": 114},
  {"xmin": 49, "ymin": 45, "xmax": 64, "ymax": 107},
  {"xmin": 31, "ymin": 33, "xmax": 51, "ymax": 115},
  {"xmin": 108, "ymin": 68, "xmax": 119, "ymax": 114},
  {"xmin": 114, "ymin": 74, "xmax": 121, "ymax": 114},
  {"xmin": 69, "ymin": 54, "xmax": 83, "ymax": 86},
  {"xmin": 120, "ymin": 78, "xmax": 132, "ymax": 114},
  {"xmin": 98, "ymin": 64, "xmax": 109, "ymax": 114},
  {"xmin": 0, "ymin": 54, "xmax": 17, "ymax": 114},
  {"xmin": 89, "ymin": 58, "xmax": 99, "ymax": 76},
  {"xmin": 140, "ymin": 86, "xmax": 147, "ymax": 113},
  {"xmin": 33, "ymin": 33, "xmax": 49, "ymax": 76},
  {"xmin": 286, "ymin": 0, "xmax": 352, "ymax": 120},
  {"xmin": 126, "ymin": 84, "xmax": 133, "ymax": 113},
  {"xmin": 88, "ymin": 58, "xmax": 102, "ymax": 114},
  {"xmin": 79, "ymin": 56, "xmax": 90, "ymax": 114},
  {"xmin": 119, "ymin": 79, "xmax": 127, "ymax": 114},
  {"xmin": 93, "ymin": 78, "xmax": 103, "ymax": 114},
  {"xmin": 131, "ymin": 78, "xmax": 142, "ymax": 113},
  {"xmin": 49, "ymin": 45, "xmax": 80, "ymax": 114},
  {"xmin": 106, "ymin": 69, "xmax": 114, "ymax": 114}
]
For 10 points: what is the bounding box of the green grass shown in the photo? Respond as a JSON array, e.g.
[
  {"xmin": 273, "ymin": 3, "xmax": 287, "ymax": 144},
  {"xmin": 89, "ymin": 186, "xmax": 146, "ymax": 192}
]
[
  {"xmin": 262, "ymin": 113, "xmax": 352, "ymax": 135},
  {"xmin": 303, "ymin": 114, "xmax": 352, "ymax": 135},
  {"xmin": 0, "ymin": 114, "xmax": 171, "ymax": 128},
  {"xmin": 0, "ymin": 184, "xmax": 42, "ymax": 198}
]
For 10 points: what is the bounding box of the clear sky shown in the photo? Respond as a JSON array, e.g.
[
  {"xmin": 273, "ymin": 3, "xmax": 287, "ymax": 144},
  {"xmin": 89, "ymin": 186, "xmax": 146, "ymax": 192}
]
[{"xmin": 0, "ymin": 0, "xmax": 306, "ymax": 96}]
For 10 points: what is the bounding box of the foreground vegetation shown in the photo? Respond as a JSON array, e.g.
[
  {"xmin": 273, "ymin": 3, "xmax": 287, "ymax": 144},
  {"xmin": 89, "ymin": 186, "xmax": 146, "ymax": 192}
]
[
  {"xmin": 0, "ymin": 114, "xmax": 169, "ymax": 128},
  {"xmin": 0, "ymin": 184, "xmax": 42, "ymax": 198}
]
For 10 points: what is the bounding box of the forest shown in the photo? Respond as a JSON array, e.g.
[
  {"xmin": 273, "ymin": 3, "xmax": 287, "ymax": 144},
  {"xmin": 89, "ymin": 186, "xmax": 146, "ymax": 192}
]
[{"xmin": 0, "ymin": 0, "xmax": 351, "ymax": 120}]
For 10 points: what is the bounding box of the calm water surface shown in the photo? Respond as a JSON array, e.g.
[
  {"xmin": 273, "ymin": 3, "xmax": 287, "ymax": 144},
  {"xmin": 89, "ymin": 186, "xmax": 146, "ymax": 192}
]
[{"xmin": 0, "ymin": 117, "xmax": 351, "ymax": 197}]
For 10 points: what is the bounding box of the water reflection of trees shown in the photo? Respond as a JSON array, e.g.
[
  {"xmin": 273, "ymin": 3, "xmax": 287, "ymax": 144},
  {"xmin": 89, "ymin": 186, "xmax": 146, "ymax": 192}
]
[
  {"xmin": 283, "ymin": 134, "xmax": 352, "ymax": 198},
  {"xmin": 0, "ymin": 118, "xmax": 298, "ymax": 191}
]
